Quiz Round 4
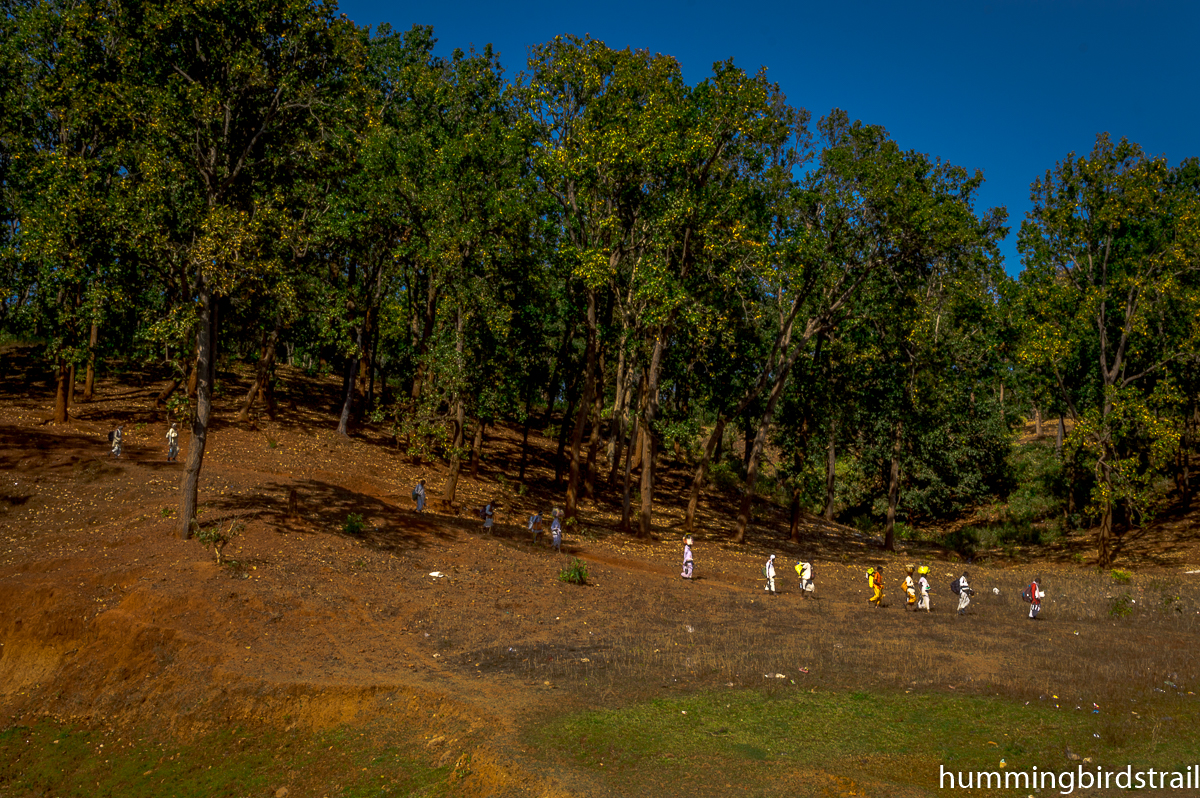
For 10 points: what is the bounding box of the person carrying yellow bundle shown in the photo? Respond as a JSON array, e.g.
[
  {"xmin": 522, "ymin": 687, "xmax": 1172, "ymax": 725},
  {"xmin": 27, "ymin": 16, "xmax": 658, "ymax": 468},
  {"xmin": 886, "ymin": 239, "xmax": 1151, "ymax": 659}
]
[
  {"xmin": 867, "ymin": 565, "xmax": 884, "ymax": 607},
  {"xmin": 794, "ymin": 559, "xmax": 814, "ymax": 597},
  {"xmin": 903, "ymin": 565, "xmax": 917, "ymax": 609}
]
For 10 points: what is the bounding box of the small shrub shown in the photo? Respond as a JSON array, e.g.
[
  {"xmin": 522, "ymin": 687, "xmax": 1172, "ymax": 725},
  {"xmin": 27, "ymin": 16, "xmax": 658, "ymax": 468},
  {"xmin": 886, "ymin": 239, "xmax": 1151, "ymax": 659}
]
[
  {"xmin": 1108, "ymin": 592, "xmax": 1134, "ymax": 619},
  {"xmin": 343, "ymin": 513, "xmax": 366, "ymax": 536},
  {"xmin": 559, "ymin": 558, "xmax": 588, "ymax": 585},
  {"xmin": 160, "ymin": 507, "xmax": 172, "ymax": 518},
  {"xmin": 267, "ymin": 438, "xmax": 278, "ymax": 449},
  {"xmin": 1111, "ymin": 569, "xmax": 1132, "ymax": 584},
  {"xmin": 194, "ymin": 520, "xmax": 244, "ymax": 565}
]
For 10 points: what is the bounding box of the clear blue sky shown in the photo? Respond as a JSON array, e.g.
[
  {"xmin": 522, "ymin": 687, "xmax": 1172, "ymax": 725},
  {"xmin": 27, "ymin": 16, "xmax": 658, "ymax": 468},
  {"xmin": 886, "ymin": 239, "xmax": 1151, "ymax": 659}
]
[{"xmin": 336, "ymin": 0, "xmax": 1199, "ymax": 277}]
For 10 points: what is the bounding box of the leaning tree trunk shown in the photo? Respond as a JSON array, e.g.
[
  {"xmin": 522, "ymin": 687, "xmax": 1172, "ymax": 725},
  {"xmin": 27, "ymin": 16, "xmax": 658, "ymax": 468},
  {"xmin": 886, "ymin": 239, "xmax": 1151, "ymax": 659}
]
[
  {"xmin": 469, "ymin": 421, "xmax": 484, "ymax": 480},
  {"xmin": 237, "ymin": 322, "xmax": 280, "ymax": 423},
  {"xmin": 180, "ymin": 281, "xmax": 217, "ymax": 539},
  {"xmin": 82, "ymin": 320, "xmax": 98, "ymax": 401},
  {"xmin": 684, "ymin": 416, "xmax": 726, "ymax": 533}
]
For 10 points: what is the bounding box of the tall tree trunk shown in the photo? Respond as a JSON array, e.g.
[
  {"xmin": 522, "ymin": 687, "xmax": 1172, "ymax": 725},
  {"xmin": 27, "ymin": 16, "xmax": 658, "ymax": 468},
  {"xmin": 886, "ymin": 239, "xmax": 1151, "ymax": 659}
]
[
  {"xmin": 566, "ymin": 290, "xmax": 598, "ymax": 521},
  {"xmin": 608, "ymin": 366, "xmax": 635, "ymax": 485},
  {"xmin": 1056, "ymin": 415, "xmax": 1065, "ymax": 458},
  {"xmin": 824, "ymin": 418, "xmax": 838, "ymax": 522},
  {"xmin": 469, "ymin": 421, "xmax": 484, "ymax": 480},
  {"xmin": 336, "ymin": 347, "xmax": 357, "ymax": 436},
  {"xmin": 410, "ymin": 278, "xmax": 439, "ymax": 404},
  {"xmin": 67, "ymin": 363, "xmax": 76, "ymax": 412},
  {"xmin": 685, "ymin": 416, "xmax": 726, "ymax": 533},
  {"xmin": 732, "ymin": 360, "xmax": 794, "ymax": 543},
  {"xmin": 443, "ymin": 402, "xmax": 465, "ymax": 502},
  {"xmin": 543, "ymin": 316, "xmax": 576, "ymax": 425},
  {"xmin": 1033, "ymin": 404, "xmax": 1043, "ymax": 438},
  {"xmin": 789, "ymin": 486, "xmax": 803, "ymax": 542},
  {"xmin": 554, "ymin": 354, "xmax": 584, "ymax": 487},
  {"xmin": 584, "ymin": 357, "xmax": 604, "ymax": 502},
  {"xmin": 518, "ymin": 388, "xmax": 534, "ymax": 485},
  {"xmin": 237, "ymin": 322, "xmax": 280, "ymax": 423},
  {"xmin": 621, "ymin": 413, "xmax": 640, "ymax": 533},
  {"xmin": 1096, "ymin": 453, "xmax": 1116, "ymax": 565},
  {"xmin": 53, "ymin": 359, "xmax": 69, "ymax": 423},
  {"xmin": 443, "ymin": 309, "xmax": 466, "ymax": 502},
  {"xmin": 638, "ymin": 330, "xmax": 666, "ymax": 538},
  {"xmin": 606, "ymin": 332, "xmax": 627, "ymax": 464},
  {"xmin": 82, "ymin": 320, "xmax": 98, "ymax": 401},
  {"xmin": 180, "ymin": 280, "xmax": 217, "ymax": 539},
  {"xmin": 882, "ymin": 418, "xmax": 903, "ymax": 551},
  {"xmin": 187, "ymin": 335, "xmax": 200, "ymax": 399}
]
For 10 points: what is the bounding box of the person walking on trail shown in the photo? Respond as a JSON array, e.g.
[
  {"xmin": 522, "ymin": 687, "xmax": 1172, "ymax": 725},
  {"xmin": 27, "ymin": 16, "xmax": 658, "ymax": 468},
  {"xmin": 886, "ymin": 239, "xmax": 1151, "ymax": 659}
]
[
  {"xmin": 549, "ymin": 509, "xmax": 563, "ymax": 553},
  {"xmin": 1028, "ymin": 577, "xmax": 1045, "ymax": 620},
  {"xmin": 917, "ymin": 566, "xmax": 932, "ymax": 612},
  {"xmin": 903, "ymin": 565, "xmax": 917, "ymax": 610},
  {"xmin": 528, "ymin": 510, "xmax": 543, "ymax": 545},
  {"xmin": 868, "ymin": 565, "xmax": 884, "ymax": 607},
  {"xmin": 681, "ymin": 536, "xmax": 694, "ymax": 579},
  {"xmin": 481, "ymin": 501, "xmax": 495, "ymax": 533},
  {"xmin": 412, "ymin": 479, "xmax": 426, "ymax": 513},
  {"xmin": 795, "ymin": 559, "xmax": 814, "ymax": 596},
  {"xmin": 166, "ymin": 423, "xmax": 180, "ymax": 462},
  {"xmin": 763, "ymin": 554, "xmax": 777, "ymax": 594},
  {"xmin": 952, "ymin": 571, "xmax": 974, "ymax": 615},
  {"xmin": 109, "ymin": 426, "xmax": 124, "ymax": 458}
]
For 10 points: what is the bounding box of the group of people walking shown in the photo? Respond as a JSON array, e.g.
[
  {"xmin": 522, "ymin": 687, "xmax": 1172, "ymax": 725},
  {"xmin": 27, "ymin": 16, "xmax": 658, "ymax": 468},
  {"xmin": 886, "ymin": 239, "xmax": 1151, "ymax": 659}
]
[
  {"xmin": 683, "ymin": 538, "xmax": 1046, "ymax": 619},
  {"xmin": 108, "ymin": 422, "xmax": 180, "ymax": 461},
  {"xmin": 413, "ymin": 481, "xmax": 565, "ymax": 553}
]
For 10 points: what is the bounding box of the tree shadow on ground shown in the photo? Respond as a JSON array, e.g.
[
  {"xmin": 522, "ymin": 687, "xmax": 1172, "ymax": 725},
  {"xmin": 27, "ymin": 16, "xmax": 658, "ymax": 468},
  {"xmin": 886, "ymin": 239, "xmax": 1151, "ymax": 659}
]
[{"xmin": 207, "ymin": 478, "xmax": 467, "ymax": 556}]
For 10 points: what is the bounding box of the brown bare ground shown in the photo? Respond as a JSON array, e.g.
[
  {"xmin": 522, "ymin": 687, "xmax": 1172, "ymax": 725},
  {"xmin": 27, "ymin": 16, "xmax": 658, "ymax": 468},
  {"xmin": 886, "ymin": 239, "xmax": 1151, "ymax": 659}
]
[{"xmin": 2, "ymin": 346, "xmax": 1199, "ymax": 796}]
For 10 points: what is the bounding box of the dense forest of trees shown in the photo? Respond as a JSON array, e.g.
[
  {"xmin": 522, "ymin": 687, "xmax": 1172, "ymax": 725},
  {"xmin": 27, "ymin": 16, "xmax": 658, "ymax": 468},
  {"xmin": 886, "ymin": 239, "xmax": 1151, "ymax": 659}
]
[{"xmin": 2, "ymin": 1, "xmax": 1197, "ymax": 563}]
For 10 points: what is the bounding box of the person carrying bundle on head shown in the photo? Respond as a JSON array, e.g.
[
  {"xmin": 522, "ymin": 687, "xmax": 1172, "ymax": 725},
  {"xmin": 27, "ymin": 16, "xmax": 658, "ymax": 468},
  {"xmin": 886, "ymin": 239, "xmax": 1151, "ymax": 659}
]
[
  {"xmin": 917, "ymin": 566, "xmax": 932, "ymax": 612},
  {"xmin": 794, "ymin": 558, "xmax": 814, "ymax": 596},
  {"xmin": 903, "ymin": 565, "xmax": 917, "ymax": 610}
]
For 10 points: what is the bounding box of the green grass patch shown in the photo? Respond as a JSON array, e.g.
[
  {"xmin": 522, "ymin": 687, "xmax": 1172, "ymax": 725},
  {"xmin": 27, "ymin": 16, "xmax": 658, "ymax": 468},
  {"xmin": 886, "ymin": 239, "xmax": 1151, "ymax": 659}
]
[
  {"xmin": 0, "ymin": 719, "xmax": 456, "ymax": 798},
  {"xmin": 529, "ymin": 686, "xmax": 1199, "ymax": 797}
]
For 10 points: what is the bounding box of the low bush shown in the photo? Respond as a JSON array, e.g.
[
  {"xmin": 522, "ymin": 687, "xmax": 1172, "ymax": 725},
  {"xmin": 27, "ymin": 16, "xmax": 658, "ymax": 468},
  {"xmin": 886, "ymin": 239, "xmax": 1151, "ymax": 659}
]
[{"xmin": 559, "ymin": 558, "xmax": 588, "ymax": 585}]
